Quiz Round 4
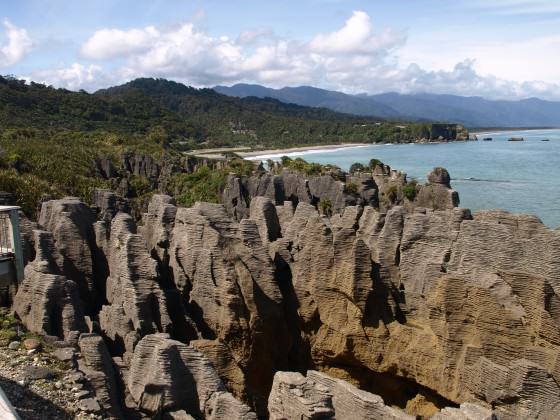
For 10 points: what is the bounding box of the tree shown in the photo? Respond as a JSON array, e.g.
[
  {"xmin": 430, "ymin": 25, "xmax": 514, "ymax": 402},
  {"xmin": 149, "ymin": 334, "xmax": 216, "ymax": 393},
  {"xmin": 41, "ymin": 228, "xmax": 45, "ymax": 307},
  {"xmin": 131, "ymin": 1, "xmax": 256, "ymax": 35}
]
[{"xmin": 349, "ymin": 162, "xmax": 366, "ymax": 173}]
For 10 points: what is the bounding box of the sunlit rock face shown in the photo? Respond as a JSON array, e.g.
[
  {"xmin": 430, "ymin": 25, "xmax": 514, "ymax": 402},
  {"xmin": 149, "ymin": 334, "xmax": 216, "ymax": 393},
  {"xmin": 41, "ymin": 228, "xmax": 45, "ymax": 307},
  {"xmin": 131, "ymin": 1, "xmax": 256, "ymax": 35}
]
[{"xmin": 12, "ymin": 163, "xmax": 560, "ymax": 418}]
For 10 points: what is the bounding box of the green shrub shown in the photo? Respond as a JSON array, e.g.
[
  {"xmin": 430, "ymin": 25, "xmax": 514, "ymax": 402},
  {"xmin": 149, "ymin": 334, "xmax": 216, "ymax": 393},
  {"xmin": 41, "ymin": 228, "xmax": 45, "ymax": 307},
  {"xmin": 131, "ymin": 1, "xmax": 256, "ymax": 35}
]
[
  {"xmin": 369, "ymin": 158, "xmax": 383, "ymax": 170},
  {"xmin": 280, "ymin": 156, "xmax": 292, "ymax": 166},
  {"xmin": 402, "ymin": 181, "xmax": 418, "ymax": 201},
  {"xmin": 319, "ymin": 198, "xmax": 333, "ymax": 216},
  {"xmin": 280, "ymin": 156, "xmax": 327, "ymax": 176},
  {"xmin": 387, "ymin": 185, "xmax": 398, "ymax": 202},
  {"xmin": 7, "ymin": 152, "xmax": 22, "ymax": 164},
  {"xmin": 129, "ymin": 176, "xmax": 152, "ymax": 198},
  {"xmin": 345, "ymin": 182, "xmax": 359, "ymax": 195},
  {"xmin": 172, "ymin": 166, "xmax": 228, "ymax": 208},
  {"xmin": 349, "ymin": 162, "xmax": 366, "ymax": 173}
]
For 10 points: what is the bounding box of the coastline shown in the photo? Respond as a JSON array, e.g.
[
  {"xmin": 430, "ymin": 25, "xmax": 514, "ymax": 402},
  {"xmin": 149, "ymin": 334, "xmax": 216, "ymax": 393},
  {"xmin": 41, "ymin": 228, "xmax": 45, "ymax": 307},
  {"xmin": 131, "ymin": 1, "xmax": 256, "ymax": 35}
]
[
  {"xmin": 472, "ymin": 127, "xmax": 560, "ymax": 135},
  {"xmin": 239, "ymin": 143, "xmax": 369, "ymax": 160}
]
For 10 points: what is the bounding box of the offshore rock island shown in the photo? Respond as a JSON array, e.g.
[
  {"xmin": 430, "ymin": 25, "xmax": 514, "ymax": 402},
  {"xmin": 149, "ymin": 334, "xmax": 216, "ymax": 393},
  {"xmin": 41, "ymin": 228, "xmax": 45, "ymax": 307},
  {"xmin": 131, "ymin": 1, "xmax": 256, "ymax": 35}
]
[{"xmin": 1, "ymin": 149, "xmax": 559, "ymax": 419}]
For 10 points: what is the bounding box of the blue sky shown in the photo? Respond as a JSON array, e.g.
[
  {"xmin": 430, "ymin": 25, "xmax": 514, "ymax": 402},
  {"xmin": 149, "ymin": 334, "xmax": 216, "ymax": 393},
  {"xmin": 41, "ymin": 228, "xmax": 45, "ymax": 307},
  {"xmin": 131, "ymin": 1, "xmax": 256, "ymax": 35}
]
[{"xmin": 2, "ymin": 0, "xmax": 560, "ymax": 99}]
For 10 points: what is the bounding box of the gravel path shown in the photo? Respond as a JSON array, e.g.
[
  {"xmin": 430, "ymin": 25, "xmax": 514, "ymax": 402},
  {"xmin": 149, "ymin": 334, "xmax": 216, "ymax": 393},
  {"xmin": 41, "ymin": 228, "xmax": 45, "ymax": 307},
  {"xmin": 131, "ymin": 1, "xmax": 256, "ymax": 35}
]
[{"xmin": 0, "ymin": 343, "xmax": 106, "ymax": 419}]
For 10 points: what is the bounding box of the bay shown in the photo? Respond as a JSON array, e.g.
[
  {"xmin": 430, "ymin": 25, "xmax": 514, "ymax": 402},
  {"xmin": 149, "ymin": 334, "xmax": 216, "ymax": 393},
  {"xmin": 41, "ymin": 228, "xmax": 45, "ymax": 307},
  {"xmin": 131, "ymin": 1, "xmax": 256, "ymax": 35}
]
[{"xmin": 250, "ymin": 129, "xmax": 560, "ymax": 228}]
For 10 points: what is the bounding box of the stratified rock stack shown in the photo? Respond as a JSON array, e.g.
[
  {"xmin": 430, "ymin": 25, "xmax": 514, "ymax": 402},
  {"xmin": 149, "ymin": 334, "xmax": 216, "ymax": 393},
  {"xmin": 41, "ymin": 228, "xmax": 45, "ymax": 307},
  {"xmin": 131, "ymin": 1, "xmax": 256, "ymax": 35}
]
[
  {"xmin": 415, "ymin": 167, "xmax": 459, "ymax": 209},
  {"xmin": 149, "ymin": 201, "xmax": 291, "ymax": 414},
  {"xmin": 268, "ymin": 370, "xmax": 416, "ymax": 420},
  {"xmin": 13, "ymin": 230, "xmax": 86, "ymax": 341},
  {"xmin": 127, "ymin": 334, "xmax": 256, "ymax": 419},
  {"xmin": 98, "ymin": 212, "xmax": 173, "ymax": 359},
  {"xmin": 78, "ymin": 333, "xmax": 122, "ymax": 417},
  {"xmin": 223, "ymin": 170, "xmax": 379, "ymax": 220},
  {"xmin": 38, "ymin": 197, "xmax": 100, "ymax": 312}
]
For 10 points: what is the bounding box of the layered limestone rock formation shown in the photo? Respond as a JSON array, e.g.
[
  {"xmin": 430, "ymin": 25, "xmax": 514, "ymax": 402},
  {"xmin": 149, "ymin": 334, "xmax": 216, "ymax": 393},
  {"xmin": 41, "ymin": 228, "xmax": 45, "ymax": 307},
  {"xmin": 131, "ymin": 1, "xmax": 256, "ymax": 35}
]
[
  {"xmin": 268, "ymin": 370, "xmax": 416, "ymax": 419},
  {"xmin": 142, "ymin": 198, "xmax": 292, "ymax": 414},
  {"xmin": 13, "ymin": 230, "xmax": 86, "ymax": 341},
  {"xmin": 7, "ymin": 164, "xmax": 560, "ymax": 419},
  {"xmin": 97, "ymin": 212, "xmax": 173, "ymax": 360},
  {"xmin": 127, "ymin": 334, "xmax": 256, "ymax": 419},
  {"xmin": 38, "ymin": 197, "xmax": 100, "ymax": 312},
  {"xmin": 223, "ymin": 165, "xmax": 459, "ymax": 220}
]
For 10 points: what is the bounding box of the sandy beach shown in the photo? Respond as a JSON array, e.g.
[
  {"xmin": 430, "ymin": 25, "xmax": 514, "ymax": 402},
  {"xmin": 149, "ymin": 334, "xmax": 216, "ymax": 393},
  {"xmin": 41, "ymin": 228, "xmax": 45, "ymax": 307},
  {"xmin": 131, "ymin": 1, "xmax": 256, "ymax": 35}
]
[{"xmin": 238, "ymin": 143, "xmax": 369, "ymax": 159}]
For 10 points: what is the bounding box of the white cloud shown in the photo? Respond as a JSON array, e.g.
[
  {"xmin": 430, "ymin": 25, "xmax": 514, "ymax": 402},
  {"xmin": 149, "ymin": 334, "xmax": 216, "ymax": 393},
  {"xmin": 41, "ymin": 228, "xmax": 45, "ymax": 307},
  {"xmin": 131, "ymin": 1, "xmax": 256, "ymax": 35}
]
[
  {"xmin": 29, "ymin": 63, "xmax": 106, "ymax": 91},
  {"xmin": 81, "ymin": 26, "xmax": 159, "ymax": 60},
  {"xmin": 309, "ymin": 11, "xmax": 405, "ymax": 55},
  {"xmin": 29, "ymin": 11, "xmax": 560, "ymax": 100},
  {"xmin": 0, "ymin": 19, "xmax": 33, "ymax": 68}
]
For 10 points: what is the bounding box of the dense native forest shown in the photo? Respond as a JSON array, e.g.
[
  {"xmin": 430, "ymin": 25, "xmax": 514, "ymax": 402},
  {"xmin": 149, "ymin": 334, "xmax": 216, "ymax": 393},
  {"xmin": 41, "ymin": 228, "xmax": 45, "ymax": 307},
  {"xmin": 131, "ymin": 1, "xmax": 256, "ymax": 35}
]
[
  {"xmin": 0, "ymin": 75, "xmax": 439, "ymax": 216},
  {"xmin": 0, "ymin": 75, "xmax": 437, "ymax": 148}
]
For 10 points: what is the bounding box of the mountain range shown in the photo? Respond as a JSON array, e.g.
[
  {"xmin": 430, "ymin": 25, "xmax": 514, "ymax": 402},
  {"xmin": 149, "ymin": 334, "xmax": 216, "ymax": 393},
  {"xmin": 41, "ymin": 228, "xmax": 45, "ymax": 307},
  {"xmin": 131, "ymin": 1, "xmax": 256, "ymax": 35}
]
[{"xmin": 214, "ymin": 84, "xmax": 560, "ymax": 128}]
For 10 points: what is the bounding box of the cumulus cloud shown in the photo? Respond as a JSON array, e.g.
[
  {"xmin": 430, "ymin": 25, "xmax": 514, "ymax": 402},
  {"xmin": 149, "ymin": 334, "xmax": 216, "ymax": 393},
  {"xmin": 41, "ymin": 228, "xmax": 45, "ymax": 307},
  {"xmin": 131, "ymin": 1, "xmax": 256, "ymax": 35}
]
[
  {"xmin": 0, "ymin": 19, "xmax": 33, "ymax": 68},
  {"xmin": 74, "ymin": 10, "xmax": 404, "ymax": 89},
  {"xmin": 81, "ymin": 26, "xmax": 159, "ymax": 60},
  {"xmin": 31, "ymin": 10, "xmax": 560, "ymax": 100},
  {"xmin": 29, "ymin": 63, "xmax": 107, "ymax": 91},
  {"xmin": 309, "ymin": 11, "xmax": 405, "ymax": 55}
]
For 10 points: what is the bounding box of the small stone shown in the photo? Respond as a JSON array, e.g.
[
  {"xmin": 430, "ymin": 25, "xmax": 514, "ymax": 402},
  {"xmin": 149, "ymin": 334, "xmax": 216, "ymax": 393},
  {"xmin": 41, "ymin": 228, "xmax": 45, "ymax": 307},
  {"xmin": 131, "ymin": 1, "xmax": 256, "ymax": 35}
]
[
  {"xmin": 54, "ymin": 381, "xmax": 63, "ymax": 389},
  {"xmin": 23, "ymin": 365, "xmax": 56, "ymax": 380},
  {"xmin": 23, "ymin": 338, "xmax": 42, "ymax": 351},
  {"xmin": 79, "ymin": 398, "xmax": 101, "ymax": 412},
  {"xmin": 75, "ymin": 390, "xmax": 90, "ymax": 399},
  {"xmin": 8, "ymin": 341, "xmax": 20, "ymax": 350},
  {"xmin": 54, "ymin": 347, "xmax": 75, "ymax": 362},
  {"xmin": 17, "ymin": 377, "xmax": 30, "ymax": 387}
]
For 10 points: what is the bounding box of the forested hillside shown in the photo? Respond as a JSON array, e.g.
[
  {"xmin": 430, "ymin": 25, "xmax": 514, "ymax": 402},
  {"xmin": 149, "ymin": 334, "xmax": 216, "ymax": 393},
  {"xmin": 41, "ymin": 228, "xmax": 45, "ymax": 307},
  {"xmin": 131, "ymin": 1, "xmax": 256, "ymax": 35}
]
[{"xmin": 0, "ymin": 76, "xmax": 435, "ymax": 149}]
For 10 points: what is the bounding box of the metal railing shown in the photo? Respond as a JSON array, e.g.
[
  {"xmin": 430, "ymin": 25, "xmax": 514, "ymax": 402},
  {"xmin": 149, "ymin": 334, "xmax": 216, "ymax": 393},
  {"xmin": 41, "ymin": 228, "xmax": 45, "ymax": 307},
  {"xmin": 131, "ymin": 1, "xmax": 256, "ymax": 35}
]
[
  {"xmin": 0, "ymin": 206, "xmax": 23, "ymax": 282},
  {"xmin": 0, "ymin": 212, "xmax": 13, "ymax": 258}
]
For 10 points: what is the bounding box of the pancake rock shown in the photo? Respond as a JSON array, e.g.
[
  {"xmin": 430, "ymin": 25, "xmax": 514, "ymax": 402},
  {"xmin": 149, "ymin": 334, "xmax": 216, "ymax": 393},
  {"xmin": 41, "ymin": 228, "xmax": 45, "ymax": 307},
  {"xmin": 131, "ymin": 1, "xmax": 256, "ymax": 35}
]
[
  {"xmin": 13, "ymin": 230, "xmax": 86, "ymax": 340},
  {"xmin": 127, "ymin": 334, "xmax": 256, "ymax": 419},
  {"xmin": 78, "ymin": 333, "xmax": 122, "ymax": 417},
  {"xmin": 98, "ymin": 212, "xmax": 173, "ymax": 359},
  {"xmin": 38, "ymin": 197, "xmax": 99, "ymax": 312},
  {"xmin": 268, "ymin": 370, "xmax": 414, "ymax": 420},
  {"xmin": 145, "ymin": 199, "xmax": 292, "ymax": 414}
]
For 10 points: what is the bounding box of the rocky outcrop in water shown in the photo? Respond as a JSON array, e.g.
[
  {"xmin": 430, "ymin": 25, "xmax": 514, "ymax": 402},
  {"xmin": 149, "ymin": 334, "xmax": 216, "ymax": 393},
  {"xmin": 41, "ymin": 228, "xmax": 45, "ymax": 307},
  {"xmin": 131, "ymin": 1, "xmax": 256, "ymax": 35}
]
[{"xmin": 5, "ymin": 164, "xmax": 560, "ymax": 419}]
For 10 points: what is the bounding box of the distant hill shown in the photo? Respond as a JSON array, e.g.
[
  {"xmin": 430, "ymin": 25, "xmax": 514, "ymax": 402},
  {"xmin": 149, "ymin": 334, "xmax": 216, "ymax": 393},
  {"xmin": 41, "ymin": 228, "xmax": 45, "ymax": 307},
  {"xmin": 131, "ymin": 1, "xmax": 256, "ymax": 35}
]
[
  {"xmin": 215, "ymin": 84, "xmax": 560, "ymax": 128},
  {"xmin": 214, "ymin": 84, "xmax": 400, "ymax": 119}
]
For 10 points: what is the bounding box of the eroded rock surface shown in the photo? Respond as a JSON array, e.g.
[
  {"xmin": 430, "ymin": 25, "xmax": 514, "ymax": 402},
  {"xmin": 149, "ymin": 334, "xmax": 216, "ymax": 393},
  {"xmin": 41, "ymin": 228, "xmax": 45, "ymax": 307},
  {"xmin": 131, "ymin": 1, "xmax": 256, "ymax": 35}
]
[
  {"xmin": 127, "ymin": 334, "xmax": 256, "ymax": 419},
  {"xmin": 8, "ymin": 164, "xmax": 560, "ymax": 419},
  {"xmin": 13, "ymin": 230, "xmax": 86, "ymax": 341}
]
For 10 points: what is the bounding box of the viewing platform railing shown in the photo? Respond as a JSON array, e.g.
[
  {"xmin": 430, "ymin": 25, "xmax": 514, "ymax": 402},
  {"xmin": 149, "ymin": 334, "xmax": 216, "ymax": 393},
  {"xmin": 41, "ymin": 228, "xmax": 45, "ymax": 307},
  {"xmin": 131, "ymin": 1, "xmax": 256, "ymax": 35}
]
[{"xmin": 0, "ymin": 206, "xmax": 23, "ymax": 283}]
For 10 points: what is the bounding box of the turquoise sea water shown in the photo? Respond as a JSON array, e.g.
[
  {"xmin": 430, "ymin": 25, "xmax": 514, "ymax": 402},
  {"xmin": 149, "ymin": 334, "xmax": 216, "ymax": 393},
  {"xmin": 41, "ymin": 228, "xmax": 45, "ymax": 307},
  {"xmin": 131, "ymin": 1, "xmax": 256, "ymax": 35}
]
[{"xmin": 251, "ymin": 129, "xmax": 560, "ymax": 228}]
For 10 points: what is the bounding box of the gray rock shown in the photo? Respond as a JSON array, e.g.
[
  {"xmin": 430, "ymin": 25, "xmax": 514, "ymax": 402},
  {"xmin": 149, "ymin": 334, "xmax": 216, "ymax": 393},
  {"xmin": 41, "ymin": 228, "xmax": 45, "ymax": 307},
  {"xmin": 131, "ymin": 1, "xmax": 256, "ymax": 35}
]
[
  {"xmin": 53, "ymin": 347, "xmax": 76, "ymax": 363},
  {"xmin": 13, "ymin": 231, "xmax": 87, "ymax": 340},
  {"xmin": 79, "ymin": 398, "xmax": 101, "ymax": 413},
  {"xmin": 38, "ymin": 197, "xmax": 99, "ymax": 311},
  {"xmin": 127, "ymin": 334, "xmax": 256, "ymax": 419},
  {"xmin": 22, "ymin": 366, "xmax": 56, "ymax": 381},
  {"xmin": 78, "ymin": 333, "xmax": 122, "ymax": 417},
  {"xmin": 8, "ymin": 341, "xmax": 20, "ymax": 350},
  {"xmin": 427, "ymin": 167, "xmax": 451, "ymax": 187}
]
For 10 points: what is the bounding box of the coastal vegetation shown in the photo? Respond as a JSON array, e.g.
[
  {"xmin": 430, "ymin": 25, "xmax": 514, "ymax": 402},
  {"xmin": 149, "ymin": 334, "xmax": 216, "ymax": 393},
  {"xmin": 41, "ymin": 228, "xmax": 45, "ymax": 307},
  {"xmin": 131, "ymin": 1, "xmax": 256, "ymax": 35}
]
[
  {"xmin": 402, "ymin": 181, "xmax": 418, "ymax": 201},
  {"xmin": 0, "ymin": 75, "xmax": 466, "ymax": 218},
  {"xmin": 1, "ymin": 75, "xmax": 459, "ymax": 151}
]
